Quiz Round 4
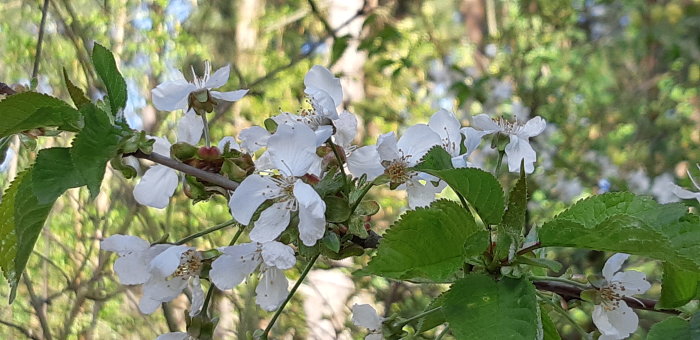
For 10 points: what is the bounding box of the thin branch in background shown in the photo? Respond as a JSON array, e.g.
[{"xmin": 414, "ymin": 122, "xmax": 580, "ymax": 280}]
[
  {"xmin": 130, "ymin": 151, "xmax": 239, "ymax": 191},
  {"xmin": 31, "ymin": 0, "xmax": 51, "ymax": 82},
  {"xmin": 22, "ymin": 275, "xmax": 53, "ymax": 340},
  {"xmin": 0, "ymin": 319, "xmax": 41, "ymax": 340},
  {"xmin": 307, "ymin": 0, "xmax": 336, "ymax": 39}
]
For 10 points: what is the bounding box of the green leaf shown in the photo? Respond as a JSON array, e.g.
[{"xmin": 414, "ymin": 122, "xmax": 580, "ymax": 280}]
[
  {"xmin": 495, "ymin": 166, "xmax": 527, "ymax": 260},
  {"xmin": 321, "ymin": 232, "xmax": 341, "ymax": 253},
  {"xmin": 0, "ymin": 92, "xmax": 83, "ymax": 137},
  {"xmin": 425, "ymin": 168, "xmax": 505, "ymax": 225},
  {"xmin": 348, "ymin": 215, "xmax": 368, "ymax": 239},
  {"xmin": 540, "ymin": 193, "xmax": 700, "ymax": 271},
  {"xmin": 443, "ymin": 274, "xmax": 539, "ymax": 339},
  {"xmin": 91, "ymin": 43, "xmax": 127, "ymax": 115},
  {"xmin": 658, "ymin": 262, "xmax": 700, "ymax": 309},
  {"xmin": 32, "ymin": 148, "xmax": 87, "ymax": 204},
  {"xmin": 0, "ymin": 169, "xmax": 58, "ymax": 303},
  {"xmin": 363, "ymin": 199, "xmax": 487, "ymax": 282},
  {"xmin": 324, "ymin": 196, "xmax": 351, "ymax": 223},
  {"xmin": 647, "ymin": 317, "xmax": 691, "ymax": 340},
  {"xmin": 540, "ymin": 306, "xmax": 561, "ymax": 340},
  {"xmin": 331, "ymin": 35, "xmax": 351, "ymax": 65},
  {"xmin": 70, "ymin": 104, "xmax": 122, "ymax": 199},
  {"xmin": 62, "ymin": 68, "xmax": 90, "ymax": 108},
  {"xmin": 413, "ymin": 146, "xmax": 454, "ymax": 172},
  {"xmin": 417, "ymin": 293, "xmax": 447, "ymax": 332}
]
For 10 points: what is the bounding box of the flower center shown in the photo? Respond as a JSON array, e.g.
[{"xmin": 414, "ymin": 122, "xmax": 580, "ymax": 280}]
[
  {"xmin": 385, "ymin": 158, "xmax": 411, "ymax": 184},
  {"xmin": 191, "ymin": 60, "xmax": 212, "ymax": 89},
  {"xmin": 172, "ymin": 249, "xmax": 202, "ymax": 279},
  {"xmin": 269, "ymin": 176, "xmax": 299, "ymax": 211},
  {"xmin": 599, "ymin": 282, "xmax": 624, "ymax": 311},
  {"xmin": 493, "ymin": 117, "xmax": 524, "ymax": 135}
]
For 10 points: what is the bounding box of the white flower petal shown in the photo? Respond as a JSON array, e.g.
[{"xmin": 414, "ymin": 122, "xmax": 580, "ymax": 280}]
[
  {"xmin": 376, "ymin": 132, "xmax": 400, "ymax": 161},
  {"xmin": 306, "ymin": 87, "xmax": 339, "ymax": 120},
  {"xmin": 429, "ymin": 109, "xmax": 461, "ymax": 156},
  {"xmin": 672, "ymin": 184, "xmax": 700, "ymax": 202},
  {"xmin": 333, "ymin": 111, "xmax": 358, "ymax": 147},
  {"xmin": 152, "ymin": 80, "xmax": 197, "ymax": 111},
  {"xmin": 592, "ymin": 305, "xmax": 618, "ymax": 337},
  {"xmin": 366, "ymin": 334, "xmax": 383, "ymax": 340},
  {"xmin": 315, "ymin": 125, "xmax": 334, "ymax": 145},
  {"xmin": 397, "ymin": 124, "xmax": 442, "ymax": 166},
  {"xmin": 505, "ymin": 135, "xmax": 537, "ymax": 174},
  {"xmin": 249, "ymin": 202, "xmax": 292, "ymax": 243},
  {"xmin": 471, "ymin": 114, "xmax": 502, "ymax": 133},
  {"xmin": 138, "ymin": 296, "xmax": 163, "ymax": 314},
  {"xmin": 261, "ymin": 242, "xmax": 296, "ymax": 270},
  {"xmin": 188, "ymin": 277, "xmax": 205, "ymax": 317},
  {"xmin": 304, "ymin": 65, "xmax": 343, "ymax": 106},
  {"xmin": 604, "ymin": 302, "xmax": 638, "ymax": 337},
  {"xmin": 239, "ymin": 126, "xmax": 271, "ymax": 153},
  {"xmin": 352, "ymin": 304, "xmax": 383, "ymax": 330},
  {"xmin": 267, "ymin": 123, "xmax": 318, "ymax": 177},
  {"xmin": 101, "ymin": 235, "xmax": 152, "ymax": 285},
  {"xmin": 347, "ymin": 146, "xmax": 385, "ymax": 181},
  {"xmin": 133, "ymin": 165, "xmax": 179, "ymax": 209},
  {"xmin": 255, "ymin": 267, "xmax": 289, "ymax": 311},
  {"xmin": 603, "ymin": 253, "xmax": 630, "ymax": 282},
  {"xmin": 101, "ymin": 235, "xmax": 150, "ymax": 254},
  {"xmin": 211, "ymin": 89, "xmax": 249, "ymax": 102},
  {"xmin": 406, "ymin": 179, "xmax": 440, "ymax": 208},
  {"xmin": 294, "ymin": 181, "xmax": 326, "ymax": 246},
  {"xmin": 205, "ymin": 64, "xmax": 230, "ymax": 89},
  {"xmin": 176, "ymin": 110, "xmax": 204, "ymax": 145},
  {"xmin": 210, "ymin": 243, "xmax": 260, "ymax": 290},
  {"xmin": 143, "ymin": 275, "xmax": 189, "ymax": 302},
  {"xmin": 611, "ymin": 271, "xmax": 651, "ymax": 297},
  {"xmin": 151, "ymin": 136, "xmax": 173, "ymax": 157},
  {"xmin": 155, "ymin": 332, "xmax": 190, "ymax": 340},
  {"xmin": 148, "ymin": 245, "xmax": 190, "ymax": 277},
  {"xmin": 217, "ymin": 136, "xmax": 241, "ymax": 152},
  {"xmin": 519, "ymin": 116, "xmax": 546, "ymax": 138},
  {"xmin": 229, "ymin": 174, "xmax": 281, "ymax": 225},
  {"xmin": 461, "ymin": 127, "xmax": 490, "ymax": 158}
]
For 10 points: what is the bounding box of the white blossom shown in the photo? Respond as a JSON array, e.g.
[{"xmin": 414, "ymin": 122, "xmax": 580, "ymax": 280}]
[
  {"xmin": 210, "ymin": 241, "xmax": 295, "ymax": 311},
  {"xmin": 155, "ymin": 332, "xmax": 191, "ymax": 340},
  {"xmin": 347, "ymin": 124, "xmax": 443, "ymax": 208},
  {"xmin": 151, "ymin": 61, "xmax": 248, "ymax": 112},
  {"xmin": 672, "ymin": 164, "xmax": 700, "ymax": 203},
  {"xmin": 352, "ymin": 304, "xmax": 384, "ymax": 340},
  {"xmin": 304, "ymin": 65, "xmax": 343, "ymax": 120},
  {"xmin": 133, "ymin": 112, "xmax": 203, "ymax": 209},
  {"xmin": 229, "ymin": 123, "xmax": 326, "ymax": 246},
  {"xmin": 592, "ymin": 253, "xmax": 651, "ymax": 339},
  {"xmin": 461, "ymin": 114, "xmax": 546, "ymax": 174},
  {"xmin": 428, "ymin": 109, "xmax": 470, "ymax": 168}
]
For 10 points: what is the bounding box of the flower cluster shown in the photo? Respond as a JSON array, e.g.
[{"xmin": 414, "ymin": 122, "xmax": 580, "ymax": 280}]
[{"xmin": 103, "ymin": 63, "xmax": 549, "ymax": 338}]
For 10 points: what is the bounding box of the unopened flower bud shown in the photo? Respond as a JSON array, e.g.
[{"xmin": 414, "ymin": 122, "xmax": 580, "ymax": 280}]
[{"xmin": 197, "ymin": 146, "xmax": 221, "ymax": 161}]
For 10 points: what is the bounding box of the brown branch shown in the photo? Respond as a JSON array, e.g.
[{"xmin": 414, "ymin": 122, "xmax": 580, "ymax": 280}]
[
  {"xmin": 534, "ymin": 280, "xmax": 679, "ymax": 315},
  {"xmin": 130, "ymin": 151, "xmax": 239, "ymax": 191},
  {"xmin": 32, "ymin": 0, "xmax": 51, "ymax": 81},
  {"xmin": 0, "ymin": 319, "xmax": 41, "ymax": 340},
  {"xmin": 307, "ymin": 0, "xmax": 336, "ymax": 39},
  {"xmin": 23, "ymin": 275, "xmax": 53, "ymax": 340}
]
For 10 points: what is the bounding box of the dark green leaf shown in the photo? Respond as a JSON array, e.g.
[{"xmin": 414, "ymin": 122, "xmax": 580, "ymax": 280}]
[
  {"xmin": 658, "ymin": 262, "xmax": 700, "ymax": 309},
  {"xmin": 0, "ymin": 169, "xmax": 58, "ymax": 303},
  {"xmin": 540, "ymin": 305, "xmax": 561, "ymax": 340},
  {"xmin": 70, "ymin": 104, "xmax": 122, "ymax": 199},
  {"xmin": 91, "ymin": 43, "xmax": 127, "ymax": 115},
  {"xmin": 324, "ymin": 196, "xmax": 351, "ymax": 223},
  {"xmin": 417, "ymin": 293, "xmax": 447, "ymax": 332},
  {"xmin": 331, "ymin": 35, "xmax": 351, "ymax": 65},
  {"xmin": 322, "ymin": 232, "xmax": 341, "ymax": 253},
  {"xmin": 32, "ymin": 147, "xmax": 87, "ymax": 204},
  {"xmin": 363, "ymin": 199, "xmax": 486, "ymax": 282},
  {"xmin": 647, "ymin": 317, "xmax": 691, "ymax": 340},
  {"xmin": 356, "ymin": 200, "xmax": 380, "ymax": 216},
  {"xmin": 539, "ymin": 193, "xmax": 700, "ymax": 271},
  {"xmin": 62, "ymin": 68, "xmax": 90, "ymax": 108},
  {"xmin": 444, "ymin": 274, "xmax": 539, "ymax": 339},
  {"xmin": 413, "ymin": 146, "xmax": 454, "ymax": 172},
  {"xmin": 0, "ymin": 92, "xmax": 83, "ymax": 137},
  {"xmin": 495, "ymin": 165, "xmax": 527, "ymax": 260},
  {"xmin": 425, "ymin": 168, "xmax": 505, "ymax": 225}
]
